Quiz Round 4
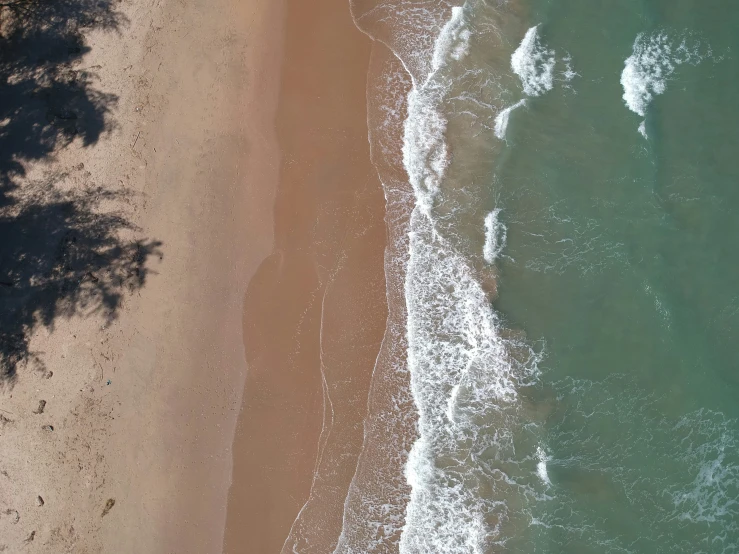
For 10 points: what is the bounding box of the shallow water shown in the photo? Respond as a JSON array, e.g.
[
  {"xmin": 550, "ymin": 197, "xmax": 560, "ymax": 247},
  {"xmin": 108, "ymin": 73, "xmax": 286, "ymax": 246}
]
[
  {"xmin": 492, "ymin": 2, "xmax": 739, "ymax": 550},
  {"xmin": 330, "ymin": 0, "xmax": 739, "ymax": 552}
]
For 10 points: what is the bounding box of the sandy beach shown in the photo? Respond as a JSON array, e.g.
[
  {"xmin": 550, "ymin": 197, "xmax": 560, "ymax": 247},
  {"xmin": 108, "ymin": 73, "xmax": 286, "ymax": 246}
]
[
  {"xmin": 6, "ymin": 0, "xmax": 735, "ymax": 552},
  {"xmin": 1, "ymin": 0, "xmax": 389, "ymax": 550},
  {"xmin": 1, "ymin": 0, "xmax": 282, "ymax": 551}
]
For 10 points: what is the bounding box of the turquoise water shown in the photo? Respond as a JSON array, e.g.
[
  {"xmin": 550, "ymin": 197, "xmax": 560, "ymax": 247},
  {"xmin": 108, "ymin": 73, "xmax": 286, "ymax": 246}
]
[
  {"xmin": 327, "ymin": 1, "xmax": 739, "ymax": 552},
  {"xmin": 492, "ymin": 0, "xmax": 739, "ymax": 551}
]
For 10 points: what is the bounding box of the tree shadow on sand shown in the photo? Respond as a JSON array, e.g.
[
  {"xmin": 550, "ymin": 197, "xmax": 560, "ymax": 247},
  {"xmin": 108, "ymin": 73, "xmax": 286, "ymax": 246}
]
[{"xmin": 0, "ymin": 1, "xmax": 161, "ymax": 387}]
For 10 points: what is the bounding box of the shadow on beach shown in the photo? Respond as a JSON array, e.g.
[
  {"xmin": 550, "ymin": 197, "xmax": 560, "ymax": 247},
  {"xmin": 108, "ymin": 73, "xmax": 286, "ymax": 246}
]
[{"xmin": 0, "ymin": 0, "xmax": 161, "ymax": 387}]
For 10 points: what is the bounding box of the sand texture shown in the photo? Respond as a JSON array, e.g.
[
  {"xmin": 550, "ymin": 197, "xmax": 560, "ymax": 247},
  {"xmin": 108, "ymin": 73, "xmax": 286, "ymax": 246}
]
[
  {"xmin": 1, "ymin": 0, "xmax": 280, "ymax": 551},
  {"xmin": 222, "ymin": 0, "xmax": 389, "ymax": 552}
]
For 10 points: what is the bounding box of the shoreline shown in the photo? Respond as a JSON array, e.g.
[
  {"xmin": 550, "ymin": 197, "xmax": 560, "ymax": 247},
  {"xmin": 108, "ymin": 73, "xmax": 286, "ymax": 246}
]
[{"xmin": 223, "ymin": 0, "xmax": 388, "ymax": 551}]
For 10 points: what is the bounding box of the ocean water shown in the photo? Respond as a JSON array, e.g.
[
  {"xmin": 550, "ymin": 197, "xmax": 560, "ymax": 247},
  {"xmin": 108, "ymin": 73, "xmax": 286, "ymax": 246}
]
[{"xmin": 328, "ymin": 0, "xmax": 739, "ymax": 552}]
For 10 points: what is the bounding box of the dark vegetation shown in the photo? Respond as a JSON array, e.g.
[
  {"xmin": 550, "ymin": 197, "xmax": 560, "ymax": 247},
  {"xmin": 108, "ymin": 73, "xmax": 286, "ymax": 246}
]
[{"xmin": 0, "ymin": 0, "xmax": 161, "ymax": 387}]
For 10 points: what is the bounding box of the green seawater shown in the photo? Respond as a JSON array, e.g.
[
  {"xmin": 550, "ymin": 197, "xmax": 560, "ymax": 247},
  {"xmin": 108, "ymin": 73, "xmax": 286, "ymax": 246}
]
[{"xmin": 490, "ymin": 0, "xmax": 739, "ymax": 551}]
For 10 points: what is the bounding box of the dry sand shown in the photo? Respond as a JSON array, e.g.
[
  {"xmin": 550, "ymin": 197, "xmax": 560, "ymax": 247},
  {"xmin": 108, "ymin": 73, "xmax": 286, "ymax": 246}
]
[{"xmin": 1, "ymin": 0, "xmax": 283, "ymax": 552}]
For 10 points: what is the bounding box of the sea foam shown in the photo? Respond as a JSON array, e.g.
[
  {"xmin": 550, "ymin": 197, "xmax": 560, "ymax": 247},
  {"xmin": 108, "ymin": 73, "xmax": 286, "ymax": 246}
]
[
  {"xmin": 621, "ymin": 31, "xmax": 710, "ymax": 134},
  {"xmin": 401, "ymin": 7, "xmax": 470, "ymax": 215},
  {"xmin": 399, "ymin": 6, "xmax": 543, "ymax": 553},
  {"xmin": 511, "ymin": 26, "xmax": 556, "ymax": 97},
  {"xmin": 494, "ymin": 100, "xmax": 526, "ymax": 141},
  {"xmin": 536, "ymin": 447, "xmax": 552, "ymax": 486},
  {"xmin": 401, "ymin": 214, "xmax": 540, "ymax": 554},
  {"xmin": 560, "ymin": 53, "xmax": 577, "ymax": 83},
  {"xmin": 483, "ymin": 208, "xmax": 507, "ymax": 263},
  {"xmin": 503, "ymin": 25, "xmax": 568, "ymax": 141}
]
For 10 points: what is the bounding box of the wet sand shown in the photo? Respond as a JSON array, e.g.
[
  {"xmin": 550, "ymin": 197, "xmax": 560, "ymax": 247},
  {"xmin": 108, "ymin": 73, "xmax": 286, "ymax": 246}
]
[{"xmin": 223, "ymin": 0, "xmax": 388, "ymax": 552}]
